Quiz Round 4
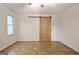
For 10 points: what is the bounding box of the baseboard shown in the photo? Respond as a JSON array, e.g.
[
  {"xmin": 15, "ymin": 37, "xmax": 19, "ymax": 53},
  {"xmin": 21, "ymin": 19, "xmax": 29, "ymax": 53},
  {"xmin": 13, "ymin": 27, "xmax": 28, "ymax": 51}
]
[
  {"xmin": 0, "ymin": 41, "xmax": 17, "ymax": 51},
  {"xmin": 60, "ymin": 41, "xmax": 79, "ymax": 53}
]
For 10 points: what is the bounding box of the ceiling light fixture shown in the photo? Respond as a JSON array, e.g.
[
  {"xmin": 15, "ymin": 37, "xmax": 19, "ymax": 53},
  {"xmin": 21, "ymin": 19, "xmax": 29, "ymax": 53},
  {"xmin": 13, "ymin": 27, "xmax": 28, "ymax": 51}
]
[
  {"xmin": 40, "ymin": 3, "xmax": 44, "ymax": 7},
  {"xmin": 27, "ymin": 3, "xmax": 45, "ymax": 7},
  {"xmin": 28, "ymin": 3, "xmax": 32, "ymax": 5}
]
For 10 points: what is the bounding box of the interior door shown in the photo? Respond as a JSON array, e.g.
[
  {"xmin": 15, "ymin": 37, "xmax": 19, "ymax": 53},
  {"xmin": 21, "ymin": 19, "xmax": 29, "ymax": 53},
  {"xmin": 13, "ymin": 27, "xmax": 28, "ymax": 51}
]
[{"xmin": 40, "ymin": 16, "xmax": 51, "ymax": 41}]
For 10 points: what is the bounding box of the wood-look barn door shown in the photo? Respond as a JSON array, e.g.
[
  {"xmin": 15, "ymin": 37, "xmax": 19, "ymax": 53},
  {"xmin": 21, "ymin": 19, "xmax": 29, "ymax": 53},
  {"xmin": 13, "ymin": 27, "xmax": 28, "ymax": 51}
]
[{"xmin": 40, "ymin": 16, "xmax": 51, "ymax": 41}]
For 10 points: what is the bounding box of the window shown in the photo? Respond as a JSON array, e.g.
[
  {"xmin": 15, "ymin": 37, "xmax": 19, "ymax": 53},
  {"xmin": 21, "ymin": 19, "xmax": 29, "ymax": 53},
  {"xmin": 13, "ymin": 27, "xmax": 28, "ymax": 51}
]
[{"xmin": 7, "ymin": 16, "xmax": 14, "ymax": 35}]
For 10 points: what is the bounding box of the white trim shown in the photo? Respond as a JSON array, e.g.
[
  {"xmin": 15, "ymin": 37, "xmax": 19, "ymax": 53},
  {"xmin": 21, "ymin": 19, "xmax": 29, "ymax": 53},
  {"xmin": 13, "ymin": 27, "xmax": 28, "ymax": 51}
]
[
  {"xmin": 0, "ymin": 41, "xmax": 16, "ymax": 51},
  {"xmin": 60, "ymin": 41, "xmax": 79, "ymax": 53}
]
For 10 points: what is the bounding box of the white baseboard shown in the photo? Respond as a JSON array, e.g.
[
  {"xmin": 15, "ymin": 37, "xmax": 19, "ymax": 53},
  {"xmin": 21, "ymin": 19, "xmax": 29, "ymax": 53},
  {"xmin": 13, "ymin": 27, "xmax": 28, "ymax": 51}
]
[
  {"xmin": 60, "ymin": 41, "xmax": 79, "ymax": 53},
  {"xmin": 0, "ymin": 41, "xmax": 17, "ymax": 51}
]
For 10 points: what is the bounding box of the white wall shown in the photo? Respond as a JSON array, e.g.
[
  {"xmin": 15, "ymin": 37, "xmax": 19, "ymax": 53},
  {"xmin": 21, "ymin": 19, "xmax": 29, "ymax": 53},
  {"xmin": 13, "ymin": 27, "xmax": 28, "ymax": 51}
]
[
  {"xmin": 18, "ymin": 14, "xmax": 56, "ymax": 41},
  {"xmin": 18, "ymin": 15, "xmax": 39, "ymax": 41},
  {"xmin": 0, "ymin": 4, "xmax": 18, "ymax": 51},
  {"xmin": 52, "ymin": 15, "xmax": 62, "ymax": 41},
  {"xmin": 59, "ymin": 4, "xmax": 79, "ymax": 52}
]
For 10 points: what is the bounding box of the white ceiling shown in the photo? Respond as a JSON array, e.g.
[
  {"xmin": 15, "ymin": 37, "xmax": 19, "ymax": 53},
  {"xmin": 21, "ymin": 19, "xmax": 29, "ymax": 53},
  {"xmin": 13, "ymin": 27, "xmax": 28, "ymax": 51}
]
[{"xmin": 3, "ymin": 3, "xmax": 75, "ymax": 15}]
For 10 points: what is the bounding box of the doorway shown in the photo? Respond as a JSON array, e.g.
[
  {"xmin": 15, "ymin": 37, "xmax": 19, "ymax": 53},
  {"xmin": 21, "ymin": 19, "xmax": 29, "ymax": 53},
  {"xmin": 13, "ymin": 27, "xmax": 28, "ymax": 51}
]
[{"xmin": 40, "ymin": 16, "xmax": 51, "ymax": 41}]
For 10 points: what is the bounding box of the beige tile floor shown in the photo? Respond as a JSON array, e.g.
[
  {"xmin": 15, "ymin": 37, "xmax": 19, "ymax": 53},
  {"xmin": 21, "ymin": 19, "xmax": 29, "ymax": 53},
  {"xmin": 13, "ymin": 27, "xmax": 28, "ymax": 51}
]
[{"xmin": 1, "ymin": 41, "xmax": 79, "ymax": 55}]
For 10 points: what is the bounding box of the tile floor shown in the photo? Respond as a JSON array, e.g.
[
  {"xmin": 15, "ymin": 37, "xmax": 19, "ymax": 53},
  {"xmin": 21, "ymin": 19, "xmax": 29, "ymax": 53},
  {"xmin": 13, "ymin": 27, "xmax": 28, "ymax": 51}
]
[{"xmin": 1, "ymin": 41, "xmax": 79, "ymax": 55}]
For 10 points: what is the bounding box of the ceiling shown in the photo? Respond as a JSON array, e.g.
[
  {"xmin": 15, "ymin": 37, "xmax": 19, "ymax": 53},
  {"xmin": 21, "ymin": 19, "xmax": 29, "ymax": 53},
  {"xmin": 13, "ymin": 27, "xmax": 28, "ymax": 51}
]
[{"xmin": 3, "ymin": 3, "xmax": 75, "ymax": 15}]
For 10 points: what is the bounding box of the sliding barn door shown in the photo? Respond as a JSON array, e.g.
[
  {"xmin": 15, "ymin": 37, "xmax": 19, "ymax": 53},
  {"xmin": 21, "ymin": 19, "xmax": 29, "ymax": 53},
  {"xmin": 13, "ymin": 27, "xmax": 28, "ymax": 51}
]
[{"xmin": 40, "ymin": 16, "xmax": 51, "ymax": 41}]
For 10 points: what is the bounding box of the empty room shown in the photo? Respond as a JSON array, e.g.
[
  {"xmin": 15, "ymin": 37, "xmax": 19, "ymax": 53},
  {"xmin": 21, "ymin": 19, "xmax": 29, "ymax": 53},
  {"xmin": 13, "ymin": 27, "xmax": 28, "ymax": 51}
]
[{"xmin": 0, "ymin": 3, "xmax": 79, "ymax": 55}]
